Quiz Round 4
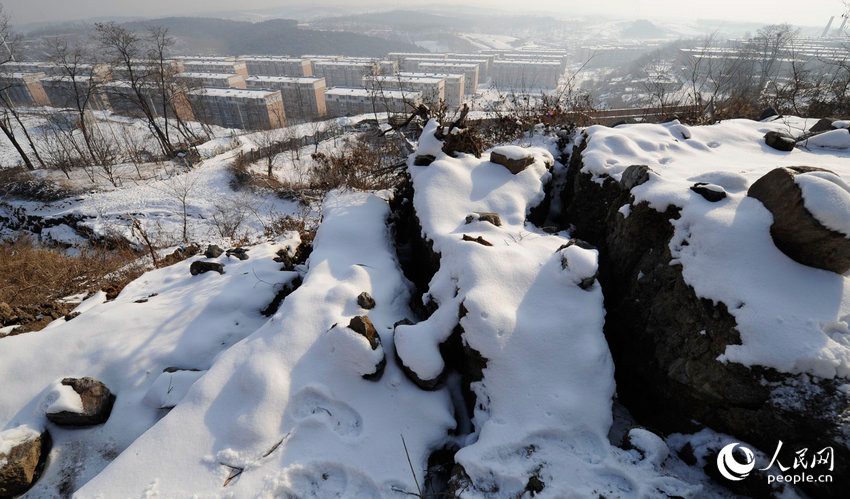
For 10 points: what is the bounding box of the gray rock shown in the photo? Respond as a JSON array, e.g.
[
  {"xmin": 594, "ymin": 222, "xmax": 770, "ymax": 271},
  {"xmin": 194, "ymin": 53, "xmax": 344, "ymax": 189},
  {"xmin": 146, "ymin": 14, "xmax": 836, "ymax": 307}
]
[
  {"xmin": 190, "ymin": 261, "xmax": 224, "ymax": 275},
  {"xmin": 809, "ymin": 118, "xmax": 837, "ymax": 134},
  {"xmin": 620, "ymin": 165, "xmax": 652, "ymax": 190},
  {"xmin": 0, "ymin": 429, "xmax": 50, "ymax": 497},
  {"xmin": 690, "ymin": 182, "xmax": 727, "ymax": 202},
  {"xmin": 764, "ymin": 131, "xmax": 795, "ymax": 152},
  {"xmin": 46, "ymin": 377, "xmax": 115, "ymax": 426},
  {"xmin": 226, "ymin": 248, "xmax": 249, "ymax": 260},
  {"xmin": 204, "ymin": 245, "xmax": 224, "ymax": 258},
  {"xmin": 464, "ymin": 212, "xmax": 502, "ymax": 227},
  {"xmin": 558, "ymin": 239, "xmax": 599, "ymax": 290},
  {"xmin": 413, "ymin": 154, "xmax": 436, "ymax": 166},
  {"xmin": 759, "ymin": 106, "xmax": 779, "ymax": 120},
  {"xmin": 748, "ymin": 166, "xmax": 850, "ymax": 274},
  {"xmin": 356, "ymin": 292, "xmax": 375, "ymax": 310},
  {"xmin": 490, "ymin": 148, "xmax": 534, "ymax": 174}
]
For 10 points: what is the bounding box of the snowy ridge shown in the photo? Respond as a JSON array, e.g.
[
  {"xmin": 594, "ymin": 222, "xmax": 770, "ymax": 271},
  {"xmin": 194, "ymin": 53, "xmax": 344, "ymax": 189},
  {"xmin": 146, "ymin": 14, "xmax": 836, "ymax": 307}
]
[
  {"xmin": 76, "ymin": 191, "xmax": 455, "ymax": 497},
  {"xmin": 397, "ymin": 120, "xmax": 704, "ymax": 496},
  {"xmin": 0, "ymin": 241, "xmax": 293, "ymax": 496},
  {"xmin": 581, "ymin": 118, "xmax": 850, "ymax": 378}
]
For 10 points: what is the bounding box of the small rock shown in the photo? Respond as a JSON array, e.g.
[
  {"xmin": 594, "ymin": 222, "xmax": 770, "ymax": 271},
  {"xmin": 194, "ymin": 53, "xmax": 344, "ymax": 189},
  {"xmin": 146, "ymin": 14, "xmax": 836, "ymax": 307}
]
[
  {"xmin": 462, "ymin": 234, "xmax": 493, "ymax": 246},
  {"xmin": 764, "ymin": 131, "xmax": 795, "ymax": 152},
  {"xmin": 46, "ymin": 377, "xmax": 115, "ymax": 426},
  {"xmin": 759, "ymin": 107, "xmax": 779, "ymax": 120},
  {"xmin": 809, "ymin": 118, "xmax": 837, "ymax": 134},
  {"xmin": 348, "ymin": 315, "xmax": 386, "ymax": 381},
  {"xmin": 0, "ymin": 426, "xmax": 50, "ymax": 497},
  {"xmin": 690, "ymin": 183, "xmax": 727, "ymax": 202},
  {"xmin": 64, "ymin": 311, "xmax": 81, "ymax": 321},
  {"xmin": 464, "ymin": 212, "xmax": 502, "ymax": 227},
  {"xmin": 356, "ymin": 292, "xmax": 375, "ymax": 310},
  {"xmin": 190, "ymin": 261, "xmax": 224, "ymax": 275},
  {"xmin": 620, "ymin": 165, "xmax": 652, "ymax": 190},
  {"xmin": 490, "ymin": 146, "xmax": 534, "ymax": 174},
  {"xmin": 348, "ymin": 316, "xmax": 380, "ymax": 350},
  {"xmin": 226, "ymin": 248, "xmax": 249, "ymax": 260},
  {"xmin": 748, "ymin": 166, "xmax": 850, "ymax": 274},
  {"xmin": 204, "ymin": 245, "xmax": 224, "ymax": 258},
  {"xmin": 413, "ymin": 154, "xmax": 436, "ymax": 166}
]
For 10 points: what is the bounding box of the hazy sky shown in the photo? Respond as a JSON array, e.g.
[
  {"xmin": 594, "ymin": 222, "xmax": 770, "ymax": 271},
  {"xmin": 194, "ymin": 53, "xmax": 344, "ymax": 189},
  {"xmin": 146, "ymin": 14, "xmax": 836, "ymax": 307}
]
[{"xmin": 2, "ymin": 0, "xmax": 846, "ymax": 27}]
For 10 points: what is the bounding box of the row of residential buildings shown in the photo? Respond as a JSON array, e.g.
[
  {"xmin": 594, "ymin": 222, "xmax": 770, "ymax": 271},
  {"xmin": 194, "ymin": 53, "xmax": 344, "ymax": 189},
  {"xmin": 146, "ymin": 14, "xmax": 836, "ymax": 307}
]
[{"xmin": 0, "ymin": 49, "xmax": 568, "ymax": 130}]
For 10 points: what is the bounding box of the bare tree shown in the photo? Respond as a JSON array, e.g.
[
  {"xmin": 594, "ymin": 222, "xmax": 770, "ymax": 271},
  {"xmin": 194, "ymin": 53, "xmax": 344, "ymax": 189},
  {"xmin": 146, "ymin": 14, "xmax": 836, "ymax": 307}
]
[
  {"xmin": 0, "ymin": 5, "xmax": 39, "ymax": 170},
  {"xmin": 95, "ymin": 22, "xmax": 174, "ymax": 157}
]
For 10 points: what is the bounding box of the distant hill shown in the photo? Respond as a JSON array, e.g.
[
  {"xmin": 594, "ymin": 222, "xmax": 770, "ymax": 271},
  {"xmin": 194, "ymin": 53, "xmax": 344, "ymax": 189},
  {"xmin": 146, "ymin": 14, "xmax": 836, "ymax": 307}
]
[
  {"xmin": 621, "ymin": 19, "xmax": 669, "ymax": 39},
  {"xmin": 24, "ymin": 17, "xmax": 424, "ymax": 58}
]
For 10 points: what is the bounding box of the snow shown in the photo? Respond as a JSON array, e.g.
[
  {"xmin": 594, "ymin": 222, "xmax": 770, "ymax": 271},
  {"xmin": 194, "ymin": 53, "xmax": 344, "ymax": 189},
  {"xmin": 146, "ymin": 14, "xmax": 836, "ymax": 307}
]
[
  {"xmin": 0, "ymin": 424, "xmax": 41, "ymax": 458},
  {"xmin": 394, "ymin": 120, "xmax": 705, "ymax": 496},
  {"xmin": 833, "ymin": 120, "xmax": 849, "ymax": 129},
  {"xmin": 581, "ymin": 117, "xmax": 850, "ymax": 378},
  {"xmin": 561, "ymin": 243, "xmax": 599, "ymax": 282},
  {"xmin": 803, "ymin": 129, "xmax": 850, "ymax": 150},
  {"xmin": 0, "ymin": 240, "xmax": 297, "ymax": 496},
  {"xmin": 44, "ymin": 381, "xmax": 84, "ymax": 414},
  {"xmin": 490, "ymin": 144, "xmax": 533, "ymax": 160},
  {"xmin": 75, "ymin": 190, "xmax": 455, "ymax": 497},
  {"xmin": 795, "ymin": 171, "xmax": 850, "ymax": 238}
]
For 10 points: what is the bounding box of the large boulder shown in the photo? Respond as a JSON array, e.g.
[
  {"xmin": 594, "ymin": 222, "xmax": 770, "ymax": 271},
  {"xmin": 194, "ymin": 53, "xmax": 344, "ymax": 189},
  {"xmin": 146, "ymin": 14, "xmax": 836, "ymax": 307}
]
[
  {"xmin": 748, "ymin": 166, "xmax": 850, "ymax": 274},
  {"xmin": 0, "ymin": 426, "xmax": 50, "ymax": 497},
  {"xmin": 562, "ymin": 134, "xmax": 850, "ymax": 497},
  {"xmin": 46, "ymin": 377, "xmax": 115, "ymax": 426}
]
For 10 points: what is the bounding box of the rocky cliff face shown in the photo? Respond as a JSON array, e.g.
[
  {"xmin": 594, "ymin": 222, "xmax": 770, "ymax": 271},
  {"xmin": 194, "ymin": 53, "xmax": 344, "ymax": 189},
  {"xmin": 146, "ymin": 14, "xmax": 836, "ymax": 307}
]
[{"xmin": 561, "ymin": 129, "xmax": 850, "ymax": 497}]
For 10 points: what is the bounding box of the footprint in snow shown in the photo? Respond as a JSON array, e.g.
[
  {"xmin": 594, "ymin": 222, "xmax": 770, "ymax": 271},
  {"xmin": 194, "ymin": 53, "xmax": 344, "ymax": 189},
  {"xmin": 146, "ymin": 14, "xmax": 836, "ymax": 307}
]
[{"xmin": 289, "ymin": 387, "xmax": 363, "ymax": 437}]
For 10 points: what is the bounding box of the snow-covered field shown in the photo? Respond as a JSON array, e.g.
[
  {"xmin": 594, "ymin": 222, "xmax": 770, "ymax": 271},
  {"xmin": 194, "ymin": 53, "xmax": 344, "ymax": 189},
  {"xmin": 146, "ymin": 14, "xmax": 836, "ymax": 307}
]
[{"xmin": 1, "ymin": 112, "xmax": 849, "ymax": 497}]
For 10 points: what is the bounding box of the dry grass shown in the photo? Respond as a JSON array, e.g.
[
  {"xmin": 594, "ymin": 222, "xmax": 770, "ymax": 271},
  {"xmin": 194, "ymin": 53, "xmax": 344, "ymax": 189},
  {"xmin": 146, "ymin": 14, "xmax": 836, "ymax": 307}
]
[{"xmin": 0, "ymin": 236, "xmax": 144, "ymax": 334}]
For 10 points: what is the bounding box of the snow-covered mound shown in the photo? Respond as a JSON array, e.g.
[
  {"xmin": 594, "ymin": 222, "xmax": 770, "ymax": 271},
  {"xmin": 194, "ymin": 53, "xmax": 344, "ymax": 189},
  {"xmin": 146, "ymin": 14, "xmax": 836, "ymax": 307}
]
[
  {"xmin": 0, "ymin": 240, "xmax": 297, "ymax": 495},
  {"xmin": 76, "ymin": 191, "xmax": 456, "ymax": 497},
  {"xmin": 395, "ymin": 120, "xmax": 707, "ymax": 496},
  {"xmin": 581, "ymin": 118, "xmax": 850, "ymax": 378}
]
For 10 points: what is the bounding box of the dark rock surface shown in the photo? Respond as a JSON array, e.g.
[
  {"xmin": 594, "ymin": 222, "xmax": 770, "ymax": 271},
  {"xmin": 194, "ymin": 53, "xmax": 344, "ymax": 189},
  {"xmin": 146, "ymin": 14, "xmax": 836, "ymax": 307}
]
[
  {"xmin": 490, "ymin": 148, "xmax": 535, "ymax": 174},
  {"xmin": 46, "ymin": 377, "xmax": 115, "ymax": 426},
  {"xmin": 189, "ymin": 261, "xmax": 224, "ymax": 276},
  {"xmin": 356, "ymin": 292, "xmax": 375, "ymax": 310},
  {"xmin": 561, "ymin": 133, "xmax": 850, "ymax": 497},
  {"xmin": 204, "ymin": 245, "xmax": 224, "ymax": 258},
  {"xmin": 748, "ymin": 166, "xmax": 850, "ymax": 274},
  {"xmin": 0, "ymin": 429, "xmax": 51, "ymax": 497},
  {"xmin": 764, "ymin": 131, "xmax": 796, "ymax": 152}
]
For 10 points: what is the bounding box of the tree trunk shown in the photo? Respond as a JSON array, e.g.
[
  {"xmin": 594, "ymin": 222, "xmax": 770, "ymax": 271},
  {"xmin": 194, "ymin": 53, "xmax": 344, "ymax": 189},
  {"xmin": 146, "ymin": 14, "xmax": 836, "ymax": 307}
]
[{"xmin": 0, "ymin": 115, "xmax": 35, "ymax": 170}]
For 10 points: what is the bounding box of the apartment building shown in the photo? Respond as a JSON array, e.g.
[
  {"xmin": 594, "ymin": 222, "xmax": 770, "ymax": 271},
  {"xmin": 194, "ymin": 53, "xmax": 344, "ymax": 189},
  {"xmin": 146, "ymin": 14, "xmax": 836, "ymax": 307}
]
[
  {"xmin": 491, "ymin": 60, "xmax": 562, "ymax": 90},
  {"xmin": 245, "ymin": 76, "xmax": 327, "ymax": 122},
  {"xmin": 179, "ymin": 60, "xmax": 249, "ymax": 78},
  {"xmin": 176, "ymin": 72, "xmax": 246, "ymax": 89},
  {"xmin": 416, "ymin": 62, "xmax": 479, "ymax": 94},
  {"xmin": 324, "ymin": 87, "xmax": 421, "ymax": 117},
  {"xmin": 41, "ymin": 75, "xmax": 110, "ymax": 110},
  {"xmin": 101, "ymin": 81, "xmax": 194, "ymax": 120},
  {"xmin": 0, "ymin": 72, "xmax": 50, "ymax": 107},
  {"xmin": 364, "ymin": 74, "xmax": 445, "ymax": 104},
  {"xmin": 312, "ymin": 61, "xmax": 378, "ymax": 88},
  {"xmin": 399, "ymin": 71, "xmax": 465, "ymax": 108},
  {"xmin": 187, "ymin": 88, "xmax": 285, "ymax": 130},
  {"xmin": 237, "ymin": 57, "xmax": 313, "ymax": 77}
]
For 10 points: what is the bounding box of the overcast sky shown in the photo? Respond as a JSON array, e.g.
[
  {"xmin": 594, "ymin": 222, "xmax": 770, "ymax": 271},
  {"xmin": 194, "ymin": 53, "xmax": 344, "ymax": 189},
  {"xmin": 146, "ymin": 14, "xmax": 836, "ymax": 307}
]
[{"xmin": 2, "ymin": 0, "xmax": 846, "ymax": 27}]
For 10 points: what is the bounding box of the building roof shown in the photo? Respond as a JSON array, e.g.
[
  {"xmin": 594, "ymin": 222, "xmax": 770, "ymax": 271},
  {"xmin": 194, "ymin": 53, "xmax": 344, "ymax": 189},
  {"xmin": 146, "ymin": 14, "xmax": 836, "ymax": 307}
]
[
  {"xmin": 189, "ymin": 87, "xmax": 280, "ymax": 99},
  {"xmin": 324, "ymin": 87, "xmax": 420, "ymax": 99}
]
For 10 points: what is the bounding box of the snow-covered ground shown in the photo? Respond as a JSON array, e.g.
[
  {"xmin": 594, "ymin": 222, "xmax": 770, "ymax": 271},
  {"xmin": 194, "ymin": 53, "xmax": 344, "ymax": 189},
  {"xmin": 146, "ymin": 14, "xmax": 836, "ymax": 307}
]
[{"xmin": 2, "ymin": 112, "xmax": 848, "ymax": 497}]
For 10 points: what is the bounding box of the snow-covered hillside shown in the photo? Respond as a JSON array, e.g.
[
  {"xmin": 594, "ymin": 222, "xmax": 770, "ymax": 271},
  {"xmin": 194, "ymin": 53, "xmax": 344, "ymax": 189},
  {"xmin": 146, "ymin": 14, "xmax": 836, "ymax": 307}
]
[{"xmin": 2, "ymin": 114, "xmax": 849, "ymax": 498}]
